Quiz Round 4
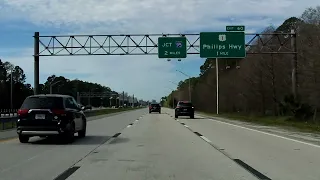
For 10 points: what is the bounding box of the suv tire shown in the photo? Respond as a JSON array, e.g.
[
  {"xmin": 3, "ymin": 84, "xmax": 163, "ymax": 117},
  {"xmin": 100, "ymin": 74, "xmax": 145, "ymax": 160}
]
[
  {"xmin": 78, "ymin": 119, "xmax": 87, "ymax": 138},
  {"xmin": 19, "ymin": 135, "xmax": 29, "ymax": 143},
  {"xmin": 190, "ymin": 114, "xmax": 194, "ymax": 119},
  {"xmin": 63, "ymin": 123, "xmax": 75, "ymax": 143},
  {"xmin": 175, "ymin": 114, "xmax": 178, "ymax": 118}
]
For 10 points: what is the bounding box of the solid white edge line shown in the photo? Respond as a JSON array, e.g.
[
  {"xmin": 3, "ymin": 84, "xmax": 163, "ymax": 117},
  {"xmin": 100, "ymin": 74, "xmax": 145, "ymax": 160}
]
[
  {"xmin": 197, "ymin": 115, "xmax": 320, "ymax": 148},
  {"xmin": 126, "ymin": 125, "xmax": 132, "ymax": 128},
  {"xmin": 200, "ymin": 136, "xmax": 212, "ymax": 143}
]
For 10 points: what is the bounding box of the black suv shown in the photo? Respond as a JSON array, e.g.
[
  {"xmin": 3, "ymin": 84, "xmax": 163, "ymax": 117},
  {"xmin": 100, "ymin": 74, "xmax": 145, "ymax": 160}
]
[
  {"xmin": 175, "ymin": 101, "xmax": 194, "ymax": 119},
  {"xmin": 149, "ymin": 103, "xmax": 161, "ymax": 114},
  {"xmin": 16, "ymin": 94, "xmax": 87, "ymax": 143}
]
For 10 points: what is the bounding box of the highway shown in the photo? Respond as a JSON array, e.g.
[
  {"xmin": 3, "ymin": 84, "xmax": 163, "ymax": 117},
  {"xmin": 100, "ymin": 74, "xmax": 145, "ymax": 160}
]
[{"xmin": 0, "ymin": 108, "xmax": 320, "ymax": 180}]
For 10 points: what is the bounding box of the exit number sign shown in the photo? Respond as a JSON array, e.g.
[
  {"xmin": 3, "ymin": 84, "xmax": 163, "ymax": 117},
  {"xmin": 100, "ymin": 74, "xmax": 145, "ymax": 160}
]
[{"xmin": 158, "ymin": 37, "xmax": 187, "ymax": 58}]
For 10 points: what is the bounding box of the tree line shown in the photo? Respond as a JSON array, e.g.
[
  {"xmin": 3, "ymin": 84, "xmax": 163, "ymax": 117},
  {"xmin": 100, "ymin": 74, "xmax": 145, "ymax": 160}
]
[
  {"xmin": 165, "ymin": 6, "xmax": 320, "ymax": 122},
  {"xmin": 0, "ymin": 60, "xmax": 139, "ymax": 109}
]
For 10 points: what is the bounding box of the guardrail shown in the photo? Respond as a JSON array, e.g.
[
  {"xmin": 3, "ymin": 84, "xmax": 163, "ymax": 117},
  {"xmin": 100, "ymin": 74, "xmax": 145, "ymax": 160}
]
[
  {"xmin": 0, "ymin": 107, "xmax": 141, "ymax": 130},
  {"xmin": 0, "ymin": 109, "xmax": 19, "ymax": 118}
]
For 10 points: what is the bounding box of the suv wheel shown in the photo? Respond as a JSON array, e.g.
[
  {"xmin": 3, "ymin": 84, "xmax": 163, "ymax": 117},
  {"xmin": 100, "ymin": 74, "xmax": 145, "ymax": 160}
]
[
  {"xmin": 175, "ymin": 114, "xmax": 178, "ymax": 118},
  {"xmin": 63, "ymin": 123, "xmax": 75, "ymax": 143},
  {"xmin": 190, "ymin": 114, "xmax": 194, "ymax": 119},
  {"xmin": 78, "ymin": 119, "xmax": 87, "ymax": 138},
  {"xmin": 19, "ymin": 135, "xmax": 29, "ymax": 143}
]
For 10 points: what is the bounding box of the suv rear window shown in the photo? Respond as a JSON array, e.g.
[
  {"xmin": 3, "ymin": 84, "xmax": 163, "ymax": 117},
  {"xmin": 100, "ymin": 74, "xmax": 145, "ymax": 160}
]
[
  {"xmin": 178, "ymin": 102, "xmax": 193, "ymax": 107},
  {"xmin": 151, "ymin": 104, "xmax": 160, "ymax": 107},
  {"xmin": 21, "ymin": 96, "xmax": 64, "ymax": 109}
]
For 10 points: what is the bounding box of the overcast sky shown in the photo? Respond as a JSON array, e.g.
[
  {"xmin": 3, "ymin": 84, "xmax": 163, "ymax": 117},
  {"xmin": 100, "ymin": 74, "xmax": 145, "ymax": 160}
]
[{"xmin": 0, "ymin": 0, "xmax": 318, "ymax": 101}]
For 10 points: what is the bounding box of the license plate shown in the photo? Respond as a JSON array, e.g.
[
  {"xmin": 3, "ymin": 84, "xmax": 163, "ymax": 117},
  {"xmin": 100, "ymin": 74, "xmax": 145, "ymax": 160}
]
[
  {"xmin": 35, "ymin": 114, "xmax": 46, "ymax": 119},
  {"xmin": 184, "ymin": 109, "xmax": 188, "ymax": 111}
]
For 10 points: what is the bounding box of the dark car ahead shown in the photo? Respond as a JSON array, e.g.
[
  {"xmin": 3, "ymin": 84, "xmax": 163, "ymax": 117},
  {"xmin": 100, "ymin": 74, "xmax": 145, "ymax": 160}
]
[
  {"xmin": 149, "ymin": 103, "xmax": 161, "ymax": 114},
  {"xmin": 16, "ymin": 94, "xmax": 87, "ymax": 143},
  {"xmin": 175, "ymin": 101, "xmax": 194, "ymax": 119}
]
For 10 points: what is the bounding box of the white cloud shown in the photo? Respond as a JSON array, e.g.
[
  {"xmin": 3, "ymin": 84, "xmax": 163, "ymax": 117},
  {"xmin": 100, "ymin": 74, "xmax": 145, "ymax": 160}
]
[{"xmin": 1, "ymin": 0, "xmax": 319, "ymax": 100}]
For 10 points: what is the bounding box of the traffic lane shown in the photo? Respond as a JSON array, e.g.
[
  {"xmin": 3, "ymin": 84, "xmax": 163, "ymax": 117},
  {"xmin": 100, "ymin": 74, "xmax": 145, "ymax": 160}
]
[
  {"xmin": 172, "ymin": 113, "xmax": 320, "ymax": 180},
  {"xmin": 0, "ymin": 109, "xmax": 146, "ymax": 180},
  {"xmin": 0, "ymin": 108, "xmax": 143, "ymax": 141},
  {"xmin": 67, "ymin": 112, "xmax": 258, "ymax": 180}
]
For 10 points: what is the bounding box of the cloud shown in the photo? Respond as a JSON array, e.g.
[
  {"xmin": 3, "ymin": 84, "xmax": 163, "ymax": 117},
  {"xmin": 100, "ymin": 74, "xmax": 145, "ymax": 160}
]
[{"xmin": 1, "ymin": 0, "xmax": 319, "ymax": 100}]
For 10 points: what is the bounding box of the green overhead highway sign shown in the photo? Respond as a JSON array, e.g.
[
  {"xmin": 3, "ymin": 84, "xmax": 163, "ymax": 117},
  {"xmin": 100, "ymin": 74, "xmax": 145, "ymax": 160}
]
[
  {"xmin": 158, "ymin": 37, "xmax": 187, "ymax": 58},
  {"xmin": 200, "ymin": 32, "xmax": 246, "ymax": 58},
  {"xmin": 226, "ymin": 26, "xmax": 245, "ymax": 31}
]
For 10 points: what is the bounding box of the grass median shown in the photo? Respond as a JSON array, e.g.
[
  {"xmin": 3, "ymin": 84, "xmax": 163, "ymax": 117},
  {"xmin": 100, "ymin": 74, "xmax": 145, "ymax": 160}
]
[
  {"xmin": 198, "ymin": 112, "xmax": 320, "ymax": 134},
  {"xmin": 0, "ymin": 121, "xmax": 16, "ymax": 130},
  {"xmin": 84, "ymin": 107, "xmax": 143, "ymax": 117},
  {"xmin": 0, "ymin": 107, "xmax": 144, "ymax": 131}
]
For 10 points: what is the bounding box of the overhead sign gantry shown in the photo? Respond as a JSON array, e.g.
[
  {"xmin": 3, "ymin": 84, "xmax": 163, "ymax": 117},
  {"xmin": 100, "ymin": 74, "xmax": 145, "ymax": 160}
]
[{"xmin": 33, "ymin": 28, "xmax": 297, "ymax": 97}]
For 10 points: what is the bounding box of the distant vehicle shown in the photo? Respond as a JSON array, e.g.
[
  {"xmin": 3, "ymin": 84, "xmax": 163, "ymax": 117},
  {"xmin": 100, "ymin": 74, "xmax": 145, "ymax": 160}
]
[
  {"xmin": 175, "ymin": 101, "xmax": 194, "ymax": 119},
  {"xmin": 16, "ymin": 94, "xmax": 88, "ymax": 143},
  {"xmin": 149, "ymin": 103, "xmax": 161, "ymax": 114}
]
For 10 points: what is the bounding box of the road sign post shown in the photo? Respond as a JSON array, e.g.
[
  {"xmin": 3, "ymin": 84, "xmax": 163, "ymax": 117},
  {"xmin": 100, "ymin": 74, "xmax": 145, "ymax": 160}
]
[
  {"xmin": 200, "ymin": 32, "xmax": 246, "ymax": 58},
  {"xmin": 226, "ymin": 26, "xmax": 245, "ymax": 32},
  {"xmin": 158, "ymin": 37, "xmax": 187, "ymax": 58}
]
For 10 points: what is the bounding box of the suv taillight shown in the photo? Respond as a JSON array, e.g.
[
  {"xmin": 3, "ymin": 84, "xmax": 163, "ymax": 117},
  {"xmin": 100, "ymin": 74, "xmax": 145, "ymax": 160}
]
[
  {"xmin": 176, "ymin": 106, "xmax": 181, "ymax": 108},
  {"xmin": 18, "ymin": 109, "xmax": 29, "ymax": 116},
  {"xmin": 52, "ymin": 109, "xmax": 66, "ymax": 115}
]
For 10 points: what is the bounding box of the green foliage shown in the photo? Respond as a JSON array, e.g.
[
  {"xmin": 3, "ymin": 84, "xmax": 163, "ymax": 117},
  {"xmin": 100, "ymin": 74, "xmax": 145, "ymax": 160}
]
[
  {"xmin": 0, "ymin": 60, "xmax": 122, "ymax": 109},
  {"xmin": 279, "ymin": 94, "xmax": 313, "ymax": 120},
  {"xmin": 276, "ymin": 17, "xmax": 303, "ymax": 32}
]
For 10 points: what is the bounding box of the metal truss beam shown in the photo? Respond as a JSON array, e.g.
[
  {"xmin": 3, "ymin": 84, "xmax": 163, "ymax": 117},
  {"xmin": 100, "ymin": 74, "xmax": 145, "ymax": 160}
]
[{"xmin": 34, "ymin": 32, "xmax": 297, "ymax": 57}]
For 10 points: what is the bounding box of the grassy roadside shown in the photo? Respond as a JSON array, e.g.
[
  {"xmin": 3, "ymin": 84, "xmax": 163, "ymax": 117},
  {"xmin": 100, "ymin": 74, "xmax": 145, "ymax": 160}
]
[
  {"xmin": 0, "ymin": 107, "xmax": 143, "ymax": 131},
  {"xmin": 84, "ymin": 107, "xmax": 143, "ymax": 116},
  {"xmin": 198, "ymin": 111, "xmax": 320, "ymax": 134},
  {"xmin": 0, "ymin": 121, "xmax": 16, "ymax": 130}
]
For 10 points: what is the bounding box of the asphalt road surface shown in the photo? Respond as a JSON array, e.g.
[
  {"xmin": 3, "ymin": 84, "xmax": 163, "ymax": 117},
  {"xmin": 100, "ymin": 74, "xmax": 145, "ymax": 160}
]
[
  {"xmin": 1, "ymin": 108, "xmax": 320, "ymax": 180},
  {"xmin": 0, "ymin": 109, "xmax": 146, "ymax": 180}
]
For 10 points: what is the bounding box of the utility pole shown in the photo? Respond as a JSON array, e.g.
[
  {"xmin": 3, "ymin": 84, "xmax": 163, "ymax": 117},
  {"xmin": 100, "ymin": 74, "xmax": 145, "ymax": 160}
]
[
  {"xmin": 49, "ymin": 80, "xmax": 62, "ymax": 94},
  {"xmin": 88, "ymin": 91, "xmax": 91, "ymax": 105},
  {"xmin": 188, "ymin": 78, "xmax": 191, "ymax": 101},
  {"xmin": 77, "ymin": 92, "xmax": 80, "ymax": 103},
  {"xmin": 34, "ymin": 32, "xmax": 40, "ymax": 95},
  {"xmin": 216, "ymin": 58, "xmax": 219, "ymax": 115},
  {"xmin": 291, "ymin": 29, "xmax": 298, "ymax": 100},
  {"xmin": 176, "ymin": 70, "xmax": 192, "ymax": 102},
  {"xmin": 122, "ymin": 91, "xmax": 125, "ymax": 107},
  {"xmin": 132, "ymin": 94, "xmax": 134, "ymax": 107},
  {"xmin": 10, "ymin": 71, "xmax": 13, "ymax": 109}
]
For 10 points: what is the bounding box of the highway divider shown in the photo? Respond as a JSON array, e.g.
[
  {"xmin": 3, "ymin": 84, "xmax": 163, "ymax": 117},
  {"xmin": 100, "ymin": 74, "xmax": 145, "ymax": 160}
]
[{"xmin": 0, "ymin": 107, "xmax": 143, "ymax": 131}]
